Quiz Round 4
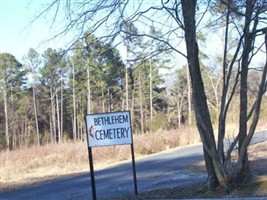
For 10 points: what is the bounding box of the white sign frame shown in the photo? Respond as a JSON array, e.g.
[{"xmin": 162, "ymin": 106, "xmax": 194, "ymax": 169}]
[
  {"xmin": 85, "ymin": 111, "xmax": 132, "ymax": 147},
  {"xmin": 85, "ymin": 111, "xmax": 138, "ymax": 199}
]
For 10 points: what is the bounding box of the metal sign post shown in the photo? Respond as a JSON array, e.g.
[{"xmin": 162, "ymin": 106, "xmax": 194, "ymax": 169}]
[
  {"xmin": 131, "ymin": 143, "xmax": 138, "ymax": 196},
  {"xmin": 85, "ymin": 111, "xmax": 138, "ymax": 200},
  {"xmin": 87, "ymin": 146, "xmax": 97, "ymax": 200}
]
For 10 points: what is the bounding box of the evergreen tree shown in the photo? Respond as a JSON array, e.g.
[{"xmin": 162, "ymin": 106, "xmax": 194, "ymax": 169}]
[
  {"xmin": 0, "ymin": 53, "xmax": 25, "ymax": 150},
  {"xmin": 24, "ymin": 48, "xmax": 41, "ymax": 146}
]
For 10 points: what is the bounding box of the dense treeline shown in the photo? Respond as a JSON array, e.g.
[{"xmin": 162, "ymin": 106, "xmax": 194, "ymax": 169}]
[
  {"xmin": 0, "ymin": 33, "xmax": 178, "ymax": 150},
  {"xmin": 1, "ymin": 30, "xmax": 265, "ymax": 151}
]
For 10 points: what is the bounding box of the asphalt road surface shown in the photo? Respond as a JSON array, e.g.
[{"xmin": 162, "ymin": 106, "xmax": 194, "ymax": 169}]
[{"xmin": 1, "ymin": 130, "xmax": 266, "ymax": 200}]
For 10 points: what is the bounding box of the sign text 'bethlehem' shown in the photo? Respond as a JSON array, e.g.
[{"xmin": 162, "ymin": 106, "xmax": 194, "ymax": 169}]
[{"xmin": 85, "ymin": 111, "xmax": 132, "ymax": 147}]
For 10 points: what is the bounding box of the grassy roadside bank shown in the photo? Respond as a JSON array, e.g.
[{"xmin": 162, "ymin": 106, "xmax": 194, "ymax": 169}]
[
  {"xmin": 0, "ymin": 126, "xmax": 200, "ymax": 190},
  {"xmin": 1, "ymin": 122, "xmax": 266, "ymax": 195}
]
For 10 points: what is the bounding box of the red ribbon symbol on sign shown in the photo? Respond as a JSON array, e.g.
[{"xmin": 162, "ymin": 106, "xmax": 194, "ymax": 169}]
[{"xmin": 89, "ymin": 125, "xmax": 94, "ymax": 139}]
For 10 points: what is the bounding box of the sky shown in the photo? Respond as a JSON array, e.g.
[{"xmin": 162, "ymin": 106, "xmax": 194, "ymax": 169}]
[
  {"xmin": 0, "ymin": 0, "xmax": 265, "ymax": 66},
  {"xmin": 0, "ymin": 0, "xmax": 181, "ymax": 66},
  {"xmin": 0, "ymin": 0, "xmax": 66, "ymax": 62}
]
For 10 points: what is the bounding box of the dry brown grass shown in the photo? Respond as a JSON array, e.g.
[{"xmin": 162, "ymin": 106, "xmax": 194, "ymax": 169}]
[
  {"xmin": 0, "ymin": 126, "xmax": 200, "ymax": 188},
  {"xmin": 1, "ymin": 121, "xmax": 265, "ymax": 191},
  {"xmin": 188, "ymin": 141, "xmax": 267, "ymax": 176},
  {"xmin": 0, "ymin": 142, "xmax": 88, "ymax": 185},
  {"xmin": 134, "ymin": 126, "xmax": 200, "ymax": 155}
]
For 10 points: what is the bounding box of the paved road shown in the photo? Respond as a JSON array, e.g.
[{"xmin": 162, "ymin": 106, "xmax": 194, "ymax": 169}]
[{"xmin": 1, "ymin": 130, "xmax": 266, "ymax": 200}]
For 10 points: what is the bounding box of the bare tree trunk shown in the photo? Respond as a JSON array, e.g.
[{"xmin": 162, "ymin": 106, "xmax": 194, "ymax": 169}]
[
  {"xmin": 121, "ymin": 98, "xmax": 124, "ymax": 111},
  {"xmin": 125, "ymin": 43, "xmax": 129, "ymax": 111},
  {"xmin": 72, "ymin": 62, "xmax": 77, "ymax": 141},
  {"xmin": 60, "ymin": 74, "xmax": 64, "ymax": 142},
  {"xmin": 33, "ymin": 84, "xmax": 40, "ymax": 146},
  {"xmin": 77, "ymin": 113, "xmax": 80, "ymax": 141},
  {"xmin": 51, "ymin": 87, "xmax": 56, "ymax": 143},
  {"xmin": 102, "ymin": 90, "xmax": 105, "ymax": 112},
  {"xmin": 177, "ymin": 100, "xmax": 181, "ymax": 128},
  {"xmin": 181, "ymin": 0, "xmax": 225, "ymax": 188},
  {"xmin": 218, "ymin": 12, "xmax": 229, "ymax": 162},
  {"xmin": 131, "ymin": 79, "xmax": 135, "ymax": 129},
  {"xmin": 150, "ymin": 59, "xmax": 153, "ymax": 122},
  {"xmin": 108, "ymin": 87, "xmax": 111, "ymax": 112},
  {"xmin": 56, "ymin": 92, "xmax": 61, "ymax": 143},
  {"xmin": 125, "ymin": 64, "xmax": 129, "ymax": 111},
  {"xmin": 12, "ymin": 129, "xmax": 17, "ymax": 149},
  {"xmin": 139, "ymin": 70, "xmax": 144, "ymax": 134},
  {"xmin": 26, "ymin": 121, "xmax": 30, "ymax": 147},
  {"xmin": 10, "ymin": 88, "xmax": 15, "ymax": 149},
  {"xmin": 22, "ymin": 121, "xmax": 26, "ymax": 148},
  {"xmin": 237, "ymin": 0, "xmax": 255, "ymax": 181},
  {"xmin": 3, "ymin": 88, "xmax": 9, "ymax": 150},
  {"xmin": 186, "ymin": 65, "xmax": 192, "ymax": 125},
  {"xmin": 19, "ymin": 121, "xmax": 24, "ymax": 148},
  {"xmin": 176, "ymin": 91, "xmax": 184, "ymax": 128},
  {"xmin": 237, "ymin": 28, "xmax": 267, "ymax": 177},
  {"xmin": 87, "ymin": 62, "xmax": 91, "ymax": 114},
  {"xmin": 49, "ymin": 115, "xmax": 53, "ymax": 143},
  {"xmin": 111, "ymin": 92, "xmax": 114, "ymax": 111}
]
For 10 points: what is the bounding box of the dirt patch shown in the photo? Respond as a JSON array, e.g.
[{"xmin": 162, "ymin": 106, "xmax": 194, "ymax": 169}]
[
  {"xmin": 249, "ymin": 141, "xmax": 267, "ymax": 176},
  {"xmin": 109, "ymin": 176, "xmax": 267, "ymax": 200},
  {"xmin": 110, "ymin": 141, "xmax": 267, "ymax": 200},
  {"xmin": 187, "ymin": 141, "xmax": 267, "ymax": 176}
]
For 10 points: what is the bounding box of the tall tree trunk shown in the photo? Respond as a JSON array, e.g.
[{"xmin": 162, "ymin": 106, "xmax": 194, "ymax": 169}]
[
  {"xmin": 77, "ymin": 111, "xmax": 80, "ymax": 140},
  {"xmin": 218, "ymin": 4, "xmax": 230, "ymax": 164},
  {"xmin": 131, "ymin": 79, "xmax": 135, "ymax": 129},
  {"xmin": 56, "ymin": 92, "xmax": 61, "ymax": 143},
  {"xmin": 4, "ymin": 88, "xmax": 9, "ymax": 150},
  {"xmin": 33, "ymin": 84, "xmax": 40, "ymax": 146},
  {"xmin": 150, "ymin": 59, "xmax": 153, "ymax": 122},
  {"xmin": 186, "ymin": 65, "xmax": 192, "ymax": 125},
  {"xmin": 234, "ymin": 28, "xmax": 267, "ymax": 183},
  {"xmin": 12, "ymin": 129, "xmax": 17, "ymax": 149},
  {"xmin": 177, "ymin": 100, "xmax": 181, "ymax": 128},
  {"xmin": 108, "ymin": 87, "xmax": 111, "ymax": 112},
  {"xmin": 72, "ymin": 62, "xmax": 77, "ymax": 141},
  {"xmin": 87, "ymin": 62, "xmax": 91, "ymax": 114},
  {"xmin": 51, "ymin": 87, "xmax": 56, "ymax": 143},
  {"xmin": 181, "ymin": 0, "xmax": 226, "ymax": 188},
  {"xmin": 10, "ymin": 88, "xmax": 15, "ymax": 149},
  {"xmin": 237, "ymin": 0, "xmax": 255, "ymax": 180},
  {"xmin": 60, "ymin": 75, "xmax": 64, "ymax": 142},
  {"xmin": 121, "ymin": 98, "xmax": 125, "ymax": 111},
  {"xmin": 139, "ymin": 70, "xmax": 144, "ymax": 134},
  {"xmin": 102, "ymin": 90, "xmax": 105, "ymax": 112},
  {"xmin": 49, "ymin": 115, "xmax": 53, "ymax": 143},
  {"xmin": 125, "ymin": 44, "xmax": 129, "ymax": 111}
]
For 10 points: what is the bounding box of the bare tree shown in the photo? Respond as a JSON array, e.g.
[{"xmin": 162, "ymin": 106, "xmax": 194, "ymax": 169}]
[{"xmin": 36, "ymin": 0, "xmax": 267, "ymax": 188}]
